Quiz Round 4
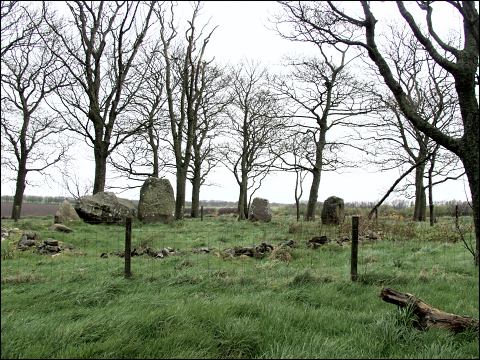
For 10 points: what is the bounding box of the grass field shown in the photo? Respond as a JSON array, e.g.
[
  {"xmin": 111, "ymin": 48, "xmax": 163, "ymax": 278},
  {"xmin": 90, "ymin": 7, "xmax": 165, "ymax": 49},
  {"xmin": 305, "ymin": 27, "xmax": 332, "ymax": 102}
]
[{"xmin": 1, "ymin": 215, "xmax": 479, "ymax": 359}]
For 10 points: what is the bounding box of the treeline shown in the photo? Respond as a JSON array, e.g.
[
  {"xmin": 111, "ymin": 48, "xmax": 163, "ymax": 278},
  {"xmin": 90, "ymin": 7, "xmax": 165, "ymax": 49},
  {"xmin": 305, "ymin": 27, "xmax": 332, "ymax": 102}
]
[
  {"xmin": 1, "ymin": 195, "xmax": 472, "ymax": 217},
  {"xmin": 1, "ymin": 195, "xmax": 73, "ymax": 204},
  {"xmin": 278, "ymin": 201, "xmax": 473, "ymax": 218}
]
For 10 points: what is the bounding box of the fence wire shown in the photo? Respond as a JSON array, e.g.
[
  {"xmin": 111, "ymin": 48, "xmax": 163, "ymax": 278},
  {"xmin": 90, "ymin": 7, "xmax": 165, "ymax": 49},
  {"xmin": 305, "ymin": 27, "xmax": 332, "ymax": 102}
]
[{"xmin": 1, "ymin": 215, "xmax": 477, "ymax": 287}]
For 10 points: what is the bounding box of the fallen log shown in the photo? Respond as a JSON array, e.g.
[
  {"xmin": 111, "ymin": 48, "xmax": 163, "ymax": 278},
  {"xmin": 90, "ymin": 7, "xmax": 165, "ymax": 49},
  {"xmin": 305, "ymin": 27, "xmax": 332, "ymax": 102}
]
[{"xmin": 380, "ymin": 287, "xmax": 479, "ymax": 333}]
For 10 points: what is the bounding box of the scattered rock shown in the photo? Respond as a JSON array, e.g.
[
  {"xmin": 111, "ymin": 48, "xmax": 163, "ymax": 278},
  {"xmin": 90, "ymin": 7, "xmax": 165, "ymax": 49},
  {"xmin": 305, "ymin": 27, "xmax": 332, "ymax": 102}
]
[
  {"xmin": 22, "ymin": 231, "xmax": 39, "ymax": 241},
  {"xmin": 17, "ymin": 231, "xmax": 40, "ymax": 250},
  {"xmin": 44, "ymin": 239, "xmax": 59, "ymax": 246},
  {"xmin": 336, "ymin": 237, "xmax": 350, "ymax": 246},
  {"xmin": 1, "ymin": 227, "xmax": 9, "ymax": 241},
  {"xmin": 137, "ymin": 177, "xmax": 175, "ymax": 223},
  {"xmin": 17, "ymin": 236, "xmax": 37, "ymax": 250},
  {"xmin": 36, "ymin": 239, "xmax": 62, "ymax": 255},
  {"xmin": 278, "ymin": 239, "xmax": 296, "ymax": 248},
  {"xmin": 223, "ymin": 242, "xmax": 274, "ymax": 259},
  {"xmin": 364, "ymin": 231, "xmax": 379, "ymax": 240},
  {"xmin": 192, "ymin": 247, "xmax": 212, "ymax": 254},
  {"xmin": 50, "ymin": 223, "xmax": 73, "ymax": 233},
  {"xmin": 249, "ymin": 198, "xmax": 272, "ymax": 222},
  {"xmin": 321, "ymin": 196, "xmax": 345, "ymax": 225},
  {"xmin": 104, "ymin": 246, "xmax": 179, "ymax": 259},
  {"xmin": 307, "ymin": 236, "xmax": 330, "ymax": 248}
]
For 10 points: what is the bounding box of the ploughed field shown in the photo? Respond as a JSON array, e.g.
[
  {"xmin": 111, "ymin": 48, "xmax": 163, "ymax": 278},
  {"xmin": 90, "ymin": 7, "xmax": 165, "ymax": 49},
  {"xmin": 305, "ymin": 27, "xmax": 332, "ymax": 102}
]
[
  {"xmin": 1, "ymin": 202, "xmax": 58, "ymax": 218},
  {"xmin": 1, "ymin": 215, "xmax": 478, "ymax": 359}
]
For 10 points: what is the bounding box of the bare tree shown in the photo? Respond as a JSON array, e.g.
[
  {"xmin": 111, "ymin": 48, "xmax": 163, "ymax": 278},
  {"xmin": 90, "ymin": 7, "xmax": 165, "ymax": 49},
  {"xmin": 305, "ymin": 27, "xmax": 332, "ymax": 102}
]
[
  {"xmin": 366, "ymin": 28, "xmax": 463, "ymax": 222},
  {"xmin": 157, "ymin": 1, "xmax": 216, "ymax": 220},
  {"xmin": 272, "ymin": 52, "xmax": 373, "ymax": 220},
  {"xmin": 274, "ymin": 130, "xmax": 310, "ymax": 221},
  {"xmin": 276, "ymin": 1, "xmax": 479, "ymax": 264},
  {"xmin": 108, "ymin": 40, "xmax": 173, "ymax": 187},
  {"xmin": 1, "ymin": 3, "xmax": 69, "ymax": 220},
  {"xmin": 42, "ymin": 1, "xmax": 155, "ymax": 194},
  {"xmin": 188, "ymin": 65, "xmax": 231, "ymax": 218},
  {"xmin": 221, "ymin": 62, "xmax": 285, "ymax": 220},
  {"xmin": 1, "ymin": 1, "xmax": 43, "ymax": 57}
]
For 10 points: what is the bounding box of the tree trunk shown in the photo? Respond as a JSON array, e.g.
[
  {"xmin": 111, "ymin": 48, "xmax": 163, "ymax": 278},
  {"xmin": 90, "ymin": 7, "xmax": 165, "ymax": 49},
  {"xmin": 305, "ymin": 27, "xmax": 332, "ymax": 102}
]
[
  {"xmin": 238, "ymin": 176, "xmax": 248, "ymax": 220},
  {"xmin": 305, "ymin": 130, "xmax": 325, "ymax": 221},
  {"xmin": 93, "ymin": 143, "xmax": 108, "ymax": 194},
  {"xmin": 11, "ymin": 161, "xmax": 27, "ymax": 220},
  {"xmin": 380, "ymin": 287, "xmax": 479, "ymax": 333},
  {"xmin": 191, "ymin": 166, "xmax": 201, "ymax": 218},
  {"xmin": 464, "ymin": 157, "xmax": 479, "ymax": 266},
  {"xmin": 305, "ymin": 168, "xmax": 321, "ymax": 221},
  {"xmin": 175, "ymin": 167, "xmax": 187, "ymax": 220},
  {"xmin": 152, "ymin": 145, "xmax": 159, "ymax": 178},
  {"xmin": 413, "ymin": 163, "xmax": 426, "ymax": 221},
  {"xmin": 456, "ymin": 70, "xmax": 479, "ymax": 266},
  {"xmin": 428, "ymin": 154, "xmax": 435, "ymax": 226},
  {"xmin": 244, "ymin": 191, "xmax": 249, "ymax": 219}
]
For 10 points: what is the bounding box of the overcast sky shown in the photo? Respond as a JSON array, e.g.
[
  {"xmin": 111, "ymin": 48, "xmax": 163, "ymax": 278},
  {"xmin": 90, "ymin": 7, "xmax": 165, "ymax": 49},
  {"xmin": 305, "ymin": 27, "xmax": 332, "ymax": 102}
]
[{"xmin": 0, "ymin": 1, "xmax": 472, "ymax": 204}]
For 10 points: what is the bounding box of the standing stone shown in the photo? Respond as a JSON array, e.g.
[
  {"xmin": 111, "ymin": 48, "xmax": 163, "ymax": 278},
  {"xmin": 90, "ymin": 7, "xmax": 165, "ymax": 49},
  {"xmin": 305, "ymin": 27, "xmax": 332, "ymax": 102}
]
[
  {"xmin": 249, "ymin": 197, "xmax": 272, "ymax": 222},
  {"xmin": 54, "ymin": 200, "xmax": 81, "ymax": 224},
  {"xmin": 321, "ymin": 196, "xmax": 345, "ymax": 225},
  {"xmin": 75, "ymin": 192, "xmax": 137, "ymax": 224},
  {"xmin": 138, "ymin": 177, "xmax": 175, "ymax": 223}
]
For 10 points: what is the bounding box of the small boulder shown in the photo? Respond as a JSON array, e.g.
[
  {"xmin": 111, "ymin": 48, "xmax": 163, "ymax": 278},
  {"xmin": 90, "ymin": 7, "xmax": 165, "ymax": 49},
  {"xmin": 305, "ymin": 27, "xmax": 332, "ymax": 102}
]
[
  {"xmin": 307, "ymin": 236, "xmax": 329, "ymax": 248},
  {"xmin": 51, "ymin": 223, "xmax": 73, "ymax": 233},
  {"xmin": 44, "ymin": 239, "xmax": 59, "ymax": 246},
  {"xmin": 17, "ymin": 236, "xmax": 37, "ymax": 250},
  {"xmin": 22, "ymin": 231, "xmax": 39, "ymax": 240}
]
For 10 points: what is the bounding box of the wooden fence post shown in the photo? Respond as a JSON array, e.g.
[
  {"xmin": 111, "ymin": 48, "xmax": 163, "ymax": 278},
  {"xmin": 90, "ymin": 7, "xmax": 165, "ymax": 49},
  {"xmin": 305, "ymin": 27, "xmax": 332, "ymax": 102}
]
[
  {"xmin": 351, "ymin": 215, "xmax": 359, "ymax": 281},
  {"xmin": 201, "ymin": 206, "xmax": 204, "ymax": 221},
  {"xmin": 125, "ymin": 216, "xmax": 132, "ymax": 278}
]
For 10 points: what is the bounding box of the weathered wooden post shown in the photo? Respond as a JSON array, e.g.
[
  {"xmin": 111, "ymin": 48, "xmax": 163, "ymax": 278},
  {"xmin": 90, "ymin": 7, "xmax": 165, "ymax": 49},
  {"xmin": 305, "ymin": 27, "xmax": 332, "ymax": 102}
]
[
  {"xmin": 351, "ymin": 215, "xmax": 359, "ymax": 281},
  {"xmin": 124, "ymin": 216, "xmax": 132, "ymax": 278},
  {"xmin": 13, "ymin": 205, "xmax": 20, "ymax": 222},
  {"xmin": 201, "ymin": 206, "xmax": 204, "ymax": 221}
]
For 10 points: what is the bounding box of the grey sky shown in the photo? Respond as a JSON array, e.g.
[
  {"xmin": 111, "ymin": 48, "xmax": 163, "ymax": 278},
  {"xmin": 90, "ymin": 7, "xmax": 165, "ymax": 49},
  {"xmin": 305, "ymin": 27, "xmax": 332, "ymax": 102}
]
[{"xmin": 0, "ymin": 1, "xmax": 471, "ymax": 204}]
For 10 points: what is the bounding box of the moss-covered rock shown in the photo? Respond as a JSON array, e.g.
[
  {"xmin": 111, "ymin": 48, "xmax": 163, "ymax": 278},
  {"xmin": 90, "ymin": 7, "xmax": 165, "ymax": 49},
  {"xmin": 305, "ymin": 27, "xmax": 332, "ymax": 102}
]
[
  {"xmin": 320, "ymin": 196, "xmax": 345, "ymax": 225},
  {"xmin": 138, "ymin": 177, "xmax": 175, "ymax": 223},
  {"xmin": 75, "ymin": 192, "xmax": 136, "ymax": 224}
]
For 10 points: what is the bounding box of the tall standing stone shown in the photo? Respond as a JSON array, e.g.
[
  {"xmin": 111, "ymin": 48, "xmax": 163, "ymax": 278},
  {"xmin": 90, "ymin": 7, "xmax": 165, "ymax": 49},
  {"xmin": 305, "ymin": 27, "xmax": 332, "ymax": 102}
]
[
  {"xmin": 321, "ymin": 196, "xmax": 345, "ymax": 225},
  {"xmin": 249, "ymin": 197, "xmax": 272, "ymax": 222},
  {"xmin": 138, "ymin": 177, "xmax": 175, "ymax": 223}
]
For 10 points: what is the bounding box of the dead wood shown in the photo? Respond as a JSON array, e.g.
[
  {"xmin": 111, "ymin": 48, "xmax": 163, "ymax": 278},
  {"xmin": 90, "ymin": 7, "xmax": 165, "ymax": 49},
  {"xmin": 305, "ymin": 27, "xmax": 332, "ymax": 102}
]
[{"xmin": 380, "ymin": 287, "xmax": 479, "ymax": 333}]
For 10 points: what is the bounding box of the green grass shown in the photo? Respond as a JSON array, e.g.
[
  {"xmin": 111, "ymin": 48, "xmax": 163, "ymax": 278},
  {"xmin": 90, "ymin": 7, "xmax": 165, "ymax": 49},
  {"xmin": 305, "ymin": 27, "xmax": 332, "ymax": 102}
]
[{"xmin": 1, "ymin": 216, "xmax": 478, "ymax": 359}]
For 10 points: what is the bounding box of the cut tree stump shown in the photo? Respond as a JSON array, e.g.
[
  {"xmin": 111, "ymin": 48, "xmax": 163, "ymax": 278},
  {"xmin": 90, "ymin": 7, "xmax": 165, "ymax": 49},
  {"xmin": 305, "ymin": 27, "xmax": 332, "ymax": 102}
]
[{"xmin": 380, "ymin": 287, "xmax": 479, "ymax": 333}]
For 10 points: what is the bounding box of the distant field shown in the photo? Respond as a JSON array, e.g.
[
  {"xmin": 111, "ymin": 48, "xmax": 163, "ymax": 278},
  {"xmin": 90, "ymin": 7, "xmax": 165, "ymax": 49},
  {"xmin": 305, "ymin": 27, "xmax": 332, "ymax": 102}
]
[{"xmin": 1, "ymin": 202, "xmax": 58, "ymax": 218}]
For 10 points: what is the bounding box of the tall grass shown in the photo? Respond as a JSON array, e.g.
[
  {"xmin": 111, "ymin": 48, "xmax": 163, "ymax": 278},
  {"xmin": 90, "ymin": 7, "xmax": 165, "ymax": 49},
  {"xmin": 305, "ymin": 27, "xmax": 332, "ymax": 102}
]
[{"xmin": 1, "ymin": 215, "xmax": 478, "ymax": 359}]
